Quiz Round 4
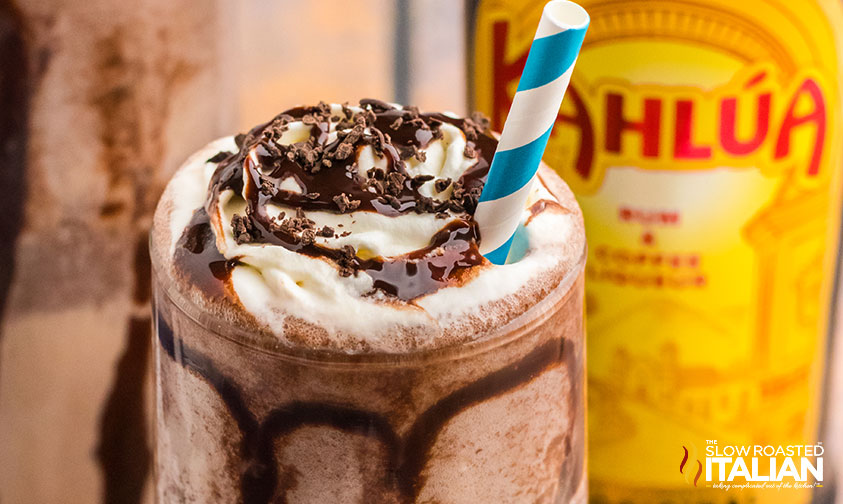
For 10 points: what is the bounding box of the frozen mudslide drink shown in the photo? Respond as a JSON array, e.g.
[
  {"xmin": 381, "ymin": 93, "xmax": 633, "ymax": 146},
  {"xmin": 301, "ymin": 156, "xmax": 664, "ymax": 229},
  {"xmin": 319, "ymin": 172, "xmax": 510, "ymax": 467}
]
[{"xmin": 150, "ymin": 100, "xmax": 586, "ymax": 503}]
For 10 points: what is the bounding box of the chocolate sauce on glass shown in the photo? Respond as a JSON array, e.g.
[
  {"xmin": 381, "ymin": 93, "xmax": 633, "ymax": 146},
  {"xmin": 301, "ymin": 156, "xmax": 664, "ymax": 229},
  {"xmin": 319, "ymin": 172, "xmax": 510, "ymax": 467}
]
[
  {"xmin": 181, "ymin": 101, "xmax": 499, "ymax": 301},
  {"xmin": 174, "ymin": 208, "xmax": 240, "ymax": 299},
  {"xmin": 156, "ymin": 313, "xmax": 576, "ymax": 504}
]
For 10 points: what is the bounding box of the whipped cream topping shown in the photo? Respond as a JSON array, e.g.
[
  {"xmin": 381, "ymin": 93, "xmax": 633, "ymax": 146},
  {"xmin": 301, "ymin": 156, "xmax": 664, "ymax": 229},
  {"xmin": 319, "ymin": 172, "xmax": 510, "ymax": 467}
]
[
  {"xmin": 159, "ymin": 101, "xmax": 584, "ymax": 352},
  {"xmin": 202, "ymin": 100, "xmax": 498, "ymax": 300}
]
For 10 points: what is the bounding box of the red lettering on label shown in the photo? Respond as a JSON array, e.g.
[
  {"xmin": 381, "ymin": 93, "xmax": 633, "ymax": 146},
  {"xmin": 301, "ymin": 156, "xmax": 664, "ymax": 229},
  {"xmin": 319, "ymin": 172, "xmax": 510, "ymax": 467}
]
[
  {"xmin": 557, "ymin": 86, "xmax": 595, "ymax": 179},
  {"xmin": 491, "ymin": 21, "xmax": 527, "ymax": 132},
  {"xmin": 675, "ymin": 100, "xmax": 712, "ymax": 159},
  {"xmin": 618, "ymin": 206, "xmax": 680, "ymax": 226},
  {"xmin": 487, "ymin": 20, "xmax": 830, "ymax": 181},
  {"xmin": 720, "ymin": 93, "xmax": 771, "ymax": 156},
  {"xmin": 493, "ymin": 22, "xmax": 595, "ymax": 180},
  {"xmin": 775, "ymin": 78, "xmax": 826, "ymax": 176},
  {"xmin": 605, "ymin": 93, "xmax": 661, "ymax": 157}
]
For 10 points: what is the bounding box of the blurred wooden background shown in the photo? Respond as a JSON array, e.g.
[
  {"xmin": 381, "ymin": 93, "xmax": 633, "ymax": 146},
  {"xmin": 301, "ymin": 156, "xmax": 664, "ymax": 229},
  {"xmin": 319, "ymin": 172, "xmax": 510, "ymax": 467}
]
[
  {"xmin": 224, "ymin": 0, "xmax": 467, "ymax": 132},
  {"xmin": 0, "ymin": 1, "xmax": 469, "ymax": 503}
]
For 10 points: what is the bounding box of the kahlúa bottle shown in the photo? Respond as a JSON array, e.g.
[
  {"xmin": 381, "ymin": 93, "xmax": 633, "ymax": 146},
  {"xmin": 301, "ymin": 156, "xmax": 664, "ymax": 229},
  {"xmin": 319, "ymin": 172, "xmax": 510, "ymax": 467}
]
[{"xmin": 469, "ymin": 0, "xmax": 843, "ymax": 502}]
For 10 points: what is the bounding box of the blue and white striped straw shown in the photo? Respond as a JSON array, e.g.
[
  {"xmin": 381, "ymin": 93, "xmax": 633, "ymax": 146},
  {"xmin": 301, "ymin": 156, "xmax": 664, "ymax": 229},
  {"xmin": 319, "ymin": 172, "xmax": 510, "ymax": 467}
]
[{"xmin": 475, "ymin": 0, "xmax": 589, "ymax": 264}]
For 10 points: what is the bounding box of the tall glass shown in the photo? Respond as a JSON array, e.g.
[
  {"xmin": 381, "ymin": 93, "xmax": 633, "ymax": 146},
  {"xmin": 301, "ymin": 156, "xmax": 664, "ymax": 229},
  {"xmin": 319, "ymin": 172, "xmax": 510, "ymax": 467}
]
[{"xmin": 150, "ymin": 230, "xmax": 586, "ymax": 503}]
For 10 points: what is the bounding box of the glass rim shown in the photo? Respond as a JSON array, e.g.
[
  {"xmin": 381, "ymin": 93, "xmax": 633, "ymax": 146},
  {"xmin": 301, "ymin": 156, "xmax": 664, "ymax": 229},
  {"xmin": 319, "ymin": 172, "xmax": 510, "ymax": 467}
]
[{"xmin": 150, "ymin": 226, "xmax": 586, "ymax": 369}]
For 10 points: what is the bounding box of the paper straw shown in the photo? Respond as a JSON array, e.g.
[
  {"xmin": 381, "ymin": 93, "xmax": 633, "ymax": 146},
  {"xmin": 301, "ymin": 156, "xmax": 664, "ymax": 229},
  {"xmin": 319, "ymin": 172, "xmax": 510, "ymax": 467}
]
[{"xmin": 475, "ymin": 0, "xmax": 589, "ymax": 264}]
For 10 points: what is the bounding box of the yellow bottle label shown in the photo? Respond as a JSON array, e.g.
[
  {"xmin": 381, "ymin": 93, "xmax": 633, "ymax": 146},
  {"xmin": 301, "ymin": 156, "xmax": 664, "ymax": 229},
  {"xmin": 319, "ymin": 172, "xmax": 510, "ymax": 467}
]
[{"xmin": 473, "ymin": 1, "xmax": 843, "ymax": 502}]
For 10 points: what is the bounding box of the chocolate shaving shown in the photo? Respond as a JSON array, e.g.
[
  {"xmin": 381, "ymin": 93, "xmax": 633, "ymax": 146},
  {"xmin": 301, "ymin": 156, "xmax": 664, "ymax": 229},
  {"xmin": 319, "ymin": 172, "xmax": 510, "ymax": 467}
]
[
  {"xmin": 469, "ymin": 111, "xmax": 491, "ymax": 130},
  {"xmin": 335, "ymin": 142, "xmax": 354, "ymax": 160},
  {"xmin": 385, "ymin": 172, "xmax": 406, "ymax": 196},
  {"xmin": 363, "ymin": 109, "xmax": 377, "ymax": 126},
  {"xmin": 382, "ymin": 194, "xmax": 402, "ymax": 209},
  {"xmin": 414, "ymin": 195, "xmax": 436, "ymax": 214},
  {"xmin": 367, "ymin": 167, "xmax": 385, "ymax": 180},
  {"xmin": 336, "ymin": 245, "xmax": 357, "ymax": 277},
  {"xmin": 207, "ymin": 151, "xmax": 233, "ymax": 163},
  {"xmin": 316, "ymin": 101, "xmax": 331, "ymax": 116},
  {"xmin": 434, "ymin": 178, "xmax": 452, "ymax": 193},
  {"xmin": 360, "ymin": 98, "xmax": 394, "ymax": 112},
  {"xmin": 449, "ymin": 180, "xmax": 482, "ymax": 214},
  {"xmin": 333, "ymin": 193, "xmax": 361, "ymax": 213},
  {"xmin": 411, "ymin": 174, "xmax": 434, "ymax": 189},
  {"xmin": 371, "ymin": 127, "xmax": 387, "ymax": 154},
  {"xmin": 397, "ymin": 146, "xmax": 413, "ymax": 161},
  {"xmin": 363, "ymin": 178, "xmax": 384, "ymax": 194},
  {"xmin": 300, "ymin": 228, "xmax": 316, "ymax": 246},
  {"xmin": 231, "ymin": 214, "xmax": 261, "ymax": 244},
  {"xmin": 260, "ymin": 179, "xmax": 276, "ymax": 195}
]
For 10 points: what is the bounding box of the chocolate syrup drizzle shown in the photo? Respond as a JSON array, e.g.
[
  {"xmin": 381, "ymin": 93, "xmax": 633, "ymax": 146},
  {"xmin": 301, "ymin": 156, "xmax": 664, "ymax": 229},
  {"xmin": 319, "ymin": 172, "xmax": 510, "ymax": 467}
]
[
  {"xmin": 156, "ymin": 313, "xmax": 579, "ymax": 503},
  {"xmin": 183, "ymin": 100, "xmax": 498, "ymax": 301},
  {"xmin": 175, "ymin": 208, "xmax": 240, "ymax": 300}
]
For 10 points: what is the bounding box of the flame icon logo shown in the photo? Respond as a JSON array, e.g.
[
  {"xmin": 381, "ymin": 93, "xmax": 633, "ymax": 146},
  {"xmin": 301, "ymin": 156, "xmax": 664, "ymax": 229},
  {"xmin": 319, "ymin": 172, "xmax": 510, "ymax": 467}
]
[{"xmin": 680, "ymin": 445, "xmax": 703, "ymax": 487}]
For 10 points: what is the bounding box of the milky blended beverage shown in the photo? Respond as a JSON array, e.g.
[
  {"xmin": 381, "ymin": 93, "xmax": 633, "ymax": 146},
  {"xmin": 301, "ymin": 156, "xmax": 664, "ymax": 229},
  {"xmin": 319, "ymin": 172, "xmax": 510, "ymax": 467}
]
[{"xmin": 150, "ymin": 100, "xmax": 587, "ymax": 503}]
